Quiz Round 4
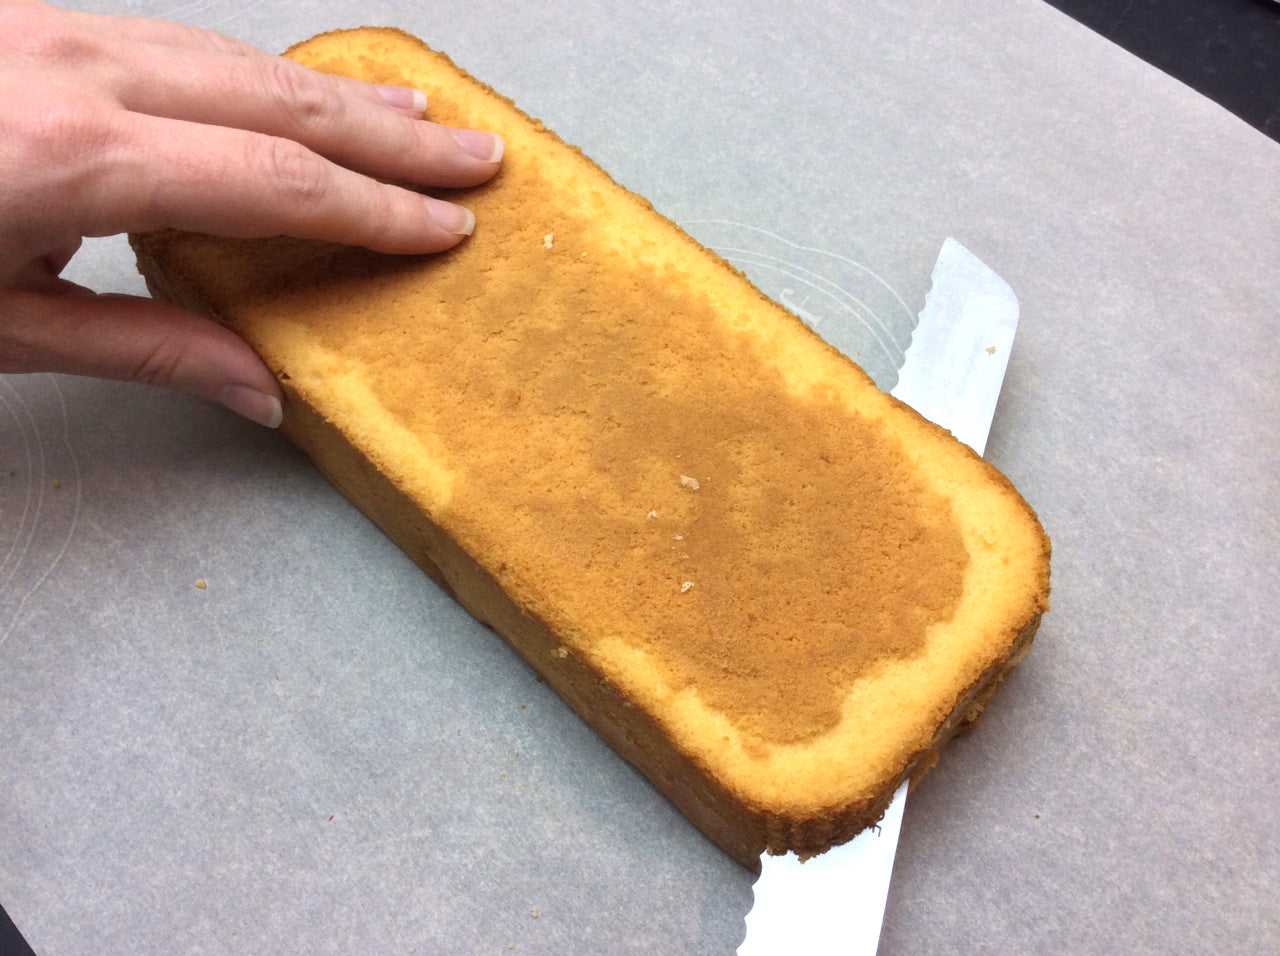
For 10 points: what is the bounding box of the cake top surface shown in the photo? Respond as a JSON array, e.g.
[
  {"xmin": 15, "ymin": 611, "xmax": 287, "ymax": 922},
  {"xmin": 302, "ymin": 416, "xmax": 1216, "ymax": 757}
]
[
  {"xmin": 141, "ymin": 28, "xmax": 1049, "ymax": 812},
  {"xmin": 263, "ymin": 233, "xmax": 971, "ymax": 751}
]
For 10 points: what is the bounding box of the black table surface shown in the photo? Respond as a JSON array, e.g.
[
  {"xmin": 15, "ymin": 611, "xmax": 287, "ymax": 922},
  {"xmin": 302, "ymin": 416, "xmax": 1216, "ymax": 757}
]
[
  {"xmin": 1045, "ymin": 0, "xmax": 1280, "ymax": 141},
  {"xmin": 2, "ymin": 1, "xmax": 1276, "ymax": 953}
]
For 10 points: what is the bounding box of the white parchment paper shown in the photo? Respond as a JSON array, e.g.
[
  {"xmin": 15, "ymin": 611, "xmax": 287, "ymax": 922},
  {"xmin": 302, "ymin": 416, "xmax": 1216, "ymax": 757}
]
[{"xmin": 2, "ymin": 1, "xmax": 1278, "ymax": 953}]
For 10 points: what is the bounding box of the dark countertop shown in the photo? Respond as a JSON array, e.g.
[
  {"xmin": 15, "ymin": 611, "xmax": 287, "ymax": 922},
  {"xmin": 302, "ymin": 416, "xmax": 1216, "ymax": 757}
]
[{"xmin": 1045, "ymin": 0, "xmax": 1280, "ymax": 139}]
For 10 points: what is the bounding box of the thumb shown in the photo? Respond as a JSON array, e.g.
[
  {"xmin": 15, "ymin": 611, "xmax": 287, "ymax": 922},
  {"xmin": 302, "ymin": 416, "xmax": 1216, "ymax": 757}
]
[{"xmin": 0, "ymin": 285, "xmax": 283, "ymax": 428}]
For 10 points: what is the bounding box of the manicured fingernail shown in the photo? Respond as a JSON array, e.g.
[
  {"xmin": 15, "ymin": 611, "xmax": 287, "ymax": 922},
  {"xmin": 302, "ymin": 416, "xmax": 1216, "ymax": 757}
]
[
  {"xmin": 449, "ymin": 128, "xmax": 505, "ymax": 163},
  {"xmin": 377, "ymin": 84, "xmax": 428, "ymax": 115},
  {"xmin": 218, "ymin": 384, "xmax": 283, "ymax": 428},
  {"xmin": 426, "ymin": 196, "xmax": 476, "ymax": 236}
]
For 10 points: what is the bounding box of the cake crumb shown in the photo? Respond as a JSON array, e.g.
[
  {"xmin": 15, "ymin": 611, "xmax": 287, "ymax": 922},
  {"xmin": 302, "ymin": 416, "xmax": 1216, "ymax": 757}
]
[
  {"xmin": 986, "ymin": 345, "xmax": 998, "ymax": 355},
  {"xmin": 543, "ymin": 232, "xmax": 554, "ymax": 250},
  {"xmin": 680, "ymin": 474, "xmax": 700, "ymax": 491},
  {"xmin": 674, "ymin": 534, "xmax": 684, "ymax": 541},
  {"xmin": 646, "ymin": 509, "xmax": 659, "ymax": 520},
  {"xmin": 530, "ymin": 906, "xmax": 539, "ymax": 919},
  {"xmin": 553, "ymin": 646, "xmax": 569, "ymax": 658},
  {"xmin": 680, "ymin": 581, "xmax": 695, "ymax": 593},
  {"xmin": 195, "ymin": 579, "xmax": 208, "ymax": 590}
]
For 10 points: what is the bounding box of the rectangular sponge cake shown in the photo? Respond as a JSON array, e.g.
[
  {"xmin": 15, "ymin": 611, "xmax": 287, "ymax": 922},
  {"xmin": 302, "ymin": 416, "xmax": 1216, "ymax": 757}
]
[{"xmin": 130, "ymin": 27, "xmax": 1051, "ymax": 866}]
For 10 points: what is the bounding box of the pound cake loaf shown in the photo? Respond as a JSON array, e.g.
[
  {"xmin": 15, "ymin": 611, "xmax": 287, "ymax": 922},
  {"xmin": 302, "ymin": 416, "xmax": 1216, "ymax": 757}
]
[{"xmin": 131, "ymin": 27, "xmax": 1050, "ymax": 866}]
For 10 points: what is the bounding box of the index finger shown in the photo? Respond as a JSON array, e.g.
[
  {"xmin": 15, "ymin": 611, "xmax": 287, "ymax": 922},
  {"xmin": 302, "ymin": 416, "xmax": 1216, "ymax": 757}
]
[
  {"xmin": 109, "ymin": 45, "xmax": 503, "ymax": 191},
  {"xmin": 64, "ymin": 7, "xmax": 272, "ymax": 59}
]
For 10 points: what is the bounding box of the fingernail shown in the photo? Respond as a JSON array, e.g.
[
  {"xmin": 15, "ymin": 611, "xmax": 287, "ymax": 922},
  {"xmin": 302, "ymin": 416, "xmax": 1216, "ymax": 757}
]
[
  {"xmin": 376, "ymin": 84, "xmax": 428, "ymax": 115},
  {"xmin": 426, "ymin": 196, "xmax": 476, "ymax": 236},
  {"xmin": 449, "ymin": 128, "xmax": 505, "ymax": 163},
  {"xmin": 218, "ymin": 384, "xmax": 283, "ymax": 428}
]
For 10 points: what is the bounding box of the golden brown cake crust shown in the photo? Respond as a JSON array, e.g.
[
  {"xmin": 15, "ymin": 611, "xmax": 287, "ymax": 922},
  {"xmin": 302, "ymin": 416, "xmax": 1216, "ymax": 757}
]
[{"xmin": 130, "ymin": 27, "xmax": 1050, "ymax": 867}]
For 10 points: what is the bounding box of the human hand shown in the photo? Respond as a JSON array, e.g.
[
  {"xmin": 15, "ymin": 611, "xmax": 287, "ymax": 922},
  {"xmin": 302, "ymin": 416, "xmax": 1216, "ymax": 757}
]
[{"xmin": 0, "ymin": 0, "xmax": 504, "ymax": 427}]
